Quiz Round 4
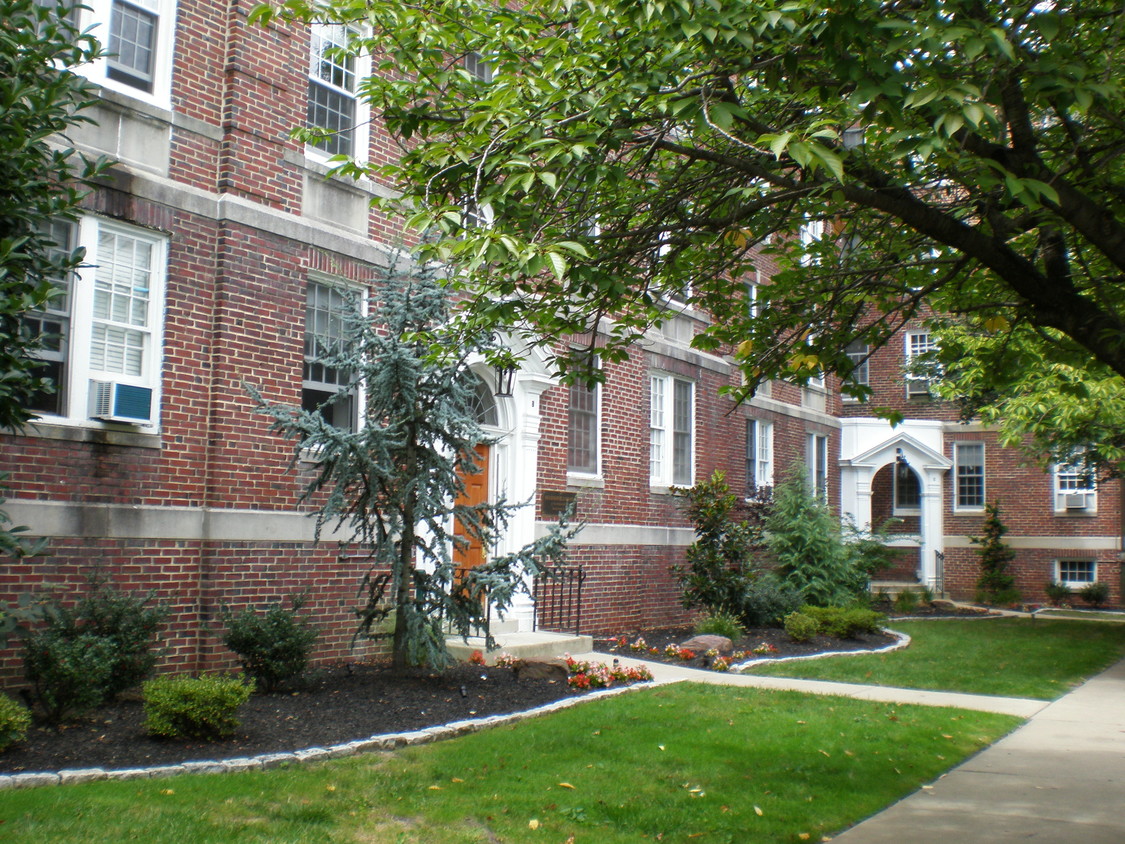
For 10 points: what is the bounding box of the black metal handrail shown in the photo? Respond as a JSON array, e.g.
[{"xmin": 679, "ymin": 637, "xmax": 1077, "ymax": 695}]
[
  {"xmin": 533, "ymin": 565, "xmax": 587, "ymax": 635},
  {"xmin": 934, "ymin": 550, "xmax": 945, "ymax": 597}
]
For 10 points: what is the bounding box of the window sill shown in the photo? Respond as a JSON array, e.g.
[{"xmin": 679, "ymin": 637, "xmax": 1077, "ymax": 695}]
[
  {"xmin": 1053, "ymin": 509, "xmax": 1098, "ymax": 517},
  {"xmin": 8, "ymin": 418, "xmax": 161, "ymax": 450},
  {"xmin": 567, "ymin": 473, "xmax": 604, "ymax": 489}
]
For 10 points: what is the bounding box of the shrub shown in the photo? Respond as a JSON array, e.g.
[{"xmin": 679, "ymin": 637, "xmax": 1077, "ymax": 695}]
[
  {"xmin": 1079, "ymin": 581, "xmax": 1111, "ymax": 608},
  {"xmin": 672, "ymin": 472, "xmax": 770, "ymax": 615},
  {"xmin": 765, "ymin": 468, "xmax": 868, "ymax": 606},
  {"xmin": 75, "ymin": 581, "xmax": 168, "ymax": 700},
  {"xmin": 694, "ymin": 610, "xmax": 744, "ymax": 640},
  {"xmin": 893, "ymin": 589, "xmax": 920, "ymax": 614},
  {"xmin": 738, "ymin": 573, "xmax": 804, "ymax": 628},
  {"xmin": 972, "ymin": 503, "xmax": 1020, "ymax": 605},
  {"xmin": 0, "ymin": 693, "xmax": 31, "ymax": 752},
  {"xmin": 784, "ymin": 611, "xmax": 819, "ymax": 643},
  {"xmin": 23, "ymin": 628, "xmax": 117, "ymax": 724},
  {"xmin": 221, "ymin": 596, "xmax": 318, "ymax": 693},
  {"xmin": 918, "ymin": 585, "xmax": 936, "ymax": 604},
  {"xmin": 1044, "ymin": 581, "xmax": 1072, "ymax": 607},
  {"xmin": 800, "ymin": 605, "xmax": 886, "ymax": 639},
  {"xmin": 143, "ymin": 674, "xmax": 254, "ymax": 740}
]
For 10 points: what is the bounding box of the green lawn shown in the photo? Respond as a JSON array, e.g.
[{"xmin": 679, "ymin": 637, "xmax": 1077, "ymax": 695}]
[
  {"xmin": 746, "ymin": 617, "xmax": 1125, "ymax": 699},
  {"xmin": 0, "ymin": 683, "xmax": 1018, "ymax": 843}
]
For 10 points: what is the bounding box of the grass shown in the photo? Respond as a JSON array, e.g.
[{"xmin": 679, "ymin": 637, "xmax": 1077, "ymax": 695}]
[
  {"xmin": 0, "ymin": 683, "xmax": 1019, "ymax": 843},
  {"xmin": 747, "ymin": 617, "xmax": 1125, "ymax": 699}
]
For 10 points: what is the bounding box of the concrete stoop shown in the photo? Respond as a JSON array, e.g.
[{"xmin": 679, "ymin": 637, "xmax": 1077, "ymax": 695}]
[
  {"xmin": 445, "ymin": 631, "xmax": 593, "ymax": 665},
  {"xmin": 870, "ymin": 580, "xmax": 931, "ymax": 600}
]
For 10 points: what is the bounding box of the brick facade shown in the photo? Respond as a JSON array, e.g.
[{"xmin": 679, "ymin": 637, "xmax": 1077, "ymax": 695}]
[{"xmin": 1, "ymin": 3, "xmax": 1119, "ymax": 689}]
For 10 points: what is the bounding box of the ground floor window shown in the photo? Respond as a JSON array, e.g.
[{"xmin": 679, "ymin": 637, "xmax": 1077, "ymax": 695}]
[{"xmin": 1056, "ymin": 560, "xmax": 1096, "ymax": 587}]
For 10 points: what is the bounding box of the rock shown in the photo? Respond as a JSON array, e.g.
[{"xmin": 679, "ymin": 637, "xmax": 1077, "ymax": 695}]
[
  {"xmin": 679, "ymin": 635, "xmax": 733, "ymax": 654},
  {"xmin": 515, "ymin": 659, "xmax": 569, "ymax": 681}
]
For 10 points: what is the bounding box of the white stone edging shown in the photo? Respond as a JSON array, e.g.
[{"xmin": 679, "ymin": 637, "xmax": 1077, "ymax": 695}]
[
  {"xmin": 0, "ymin": 682, "xmax": 648, "ymax": 791},
  {"xmin": 729, "ymin": 627, "xmax": 912, "ymax": 672}
]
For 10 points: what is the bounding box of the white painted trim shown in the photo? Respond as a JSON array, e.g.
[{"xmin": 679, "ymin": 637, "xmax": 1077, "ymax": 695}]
[{"xmin": 944, "ymin": 535, "xmax": 1121, "ymax": 551}]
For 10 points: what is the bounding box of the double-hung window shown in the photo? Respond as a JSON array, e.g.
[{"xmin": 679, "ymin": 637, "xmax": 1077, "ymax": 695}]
[
  {"xmin": 953, "ymin": 443, "xmax": 985, "ymax": 511},
  {"xmin": 22, "ymin": 216, "xmax": 166, "ymax": 426},
  {"xmin": 650, "ymin": 374, "xmax": 693, "ymax": 487},
  {"xmin": 746, "ymin": 419, "xmax": 773, "ymax": 493},
  {"xmin": 307, "ymin": 23, "xmax": 368, "ymax": 159},
  {"xmin": 567, "ymin": 366, "xmax": 600, "ymax": 476},
  {"xmin": 843, "ymin": 340, "xmax": 869, "ymax": 400},
  {"xmin": 905, "ymin": 331, "xmax": 939, "ymax": 396},
  {"xmin": 806, "ymin": 433, "xmax": 828, "ymax": 502},
  {"xmin": 1054, "ymin": 459, "xmax": 1096, "ymax": 512},
  {"xmin": 75, "ymin": 0, "xmax": 175, "ymax": 106},
  {"xmin": 303, "ymin": 279, "xmax": 359, "ymax": 431}
]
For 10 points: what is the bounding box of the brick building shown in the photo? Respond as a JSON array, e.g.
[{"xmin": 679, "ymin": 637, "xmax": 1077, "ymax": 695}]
[{"xmin": 1, "ymin": 3, "xmax": 1118, "ymax": 683}]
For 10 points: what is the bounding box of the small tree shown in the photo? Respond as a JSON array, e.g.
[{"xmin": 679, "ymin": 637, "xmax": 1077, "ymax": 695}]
[
  {"xmin": 248, "ymin": 255, "xmax": 578, "ymax": 670},
  {"xmin": 972, "ymin": 503, "xmax": 1020, "ymax": 605},
  {"xmin": 672, "ymin": 471, "xmax": 768, "ymax": 614},
  {"xmin": 764, "ymin": 467, "xmax": 867, "ymax": 607}
]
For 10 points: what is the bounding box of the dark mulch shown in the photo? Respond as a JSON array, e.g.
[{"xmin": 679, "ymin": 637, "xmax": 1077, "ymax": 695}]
[{"xmin": 0, "ymin": 662, "xmax": 587, "ymax": 776}]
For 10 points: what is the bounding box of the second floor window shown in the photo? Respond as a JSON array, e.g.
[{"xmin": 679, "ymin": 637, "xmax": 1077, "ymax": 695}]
[
  {"xmin": 746, "ymin": 418, "xmax": 773, "ymax": 493},
  {"xmin": 905, "ymin": 331, "xmax": 939, "ymax": 397},
  {"xmin": 1054, "ymin": 459, "xmax": 1096, "ymax": 512},
  {"xmin": 844, "ymin": 340, "xmax": 869, "ymax": 399},
  {"xmin": 650, "ymin": 374, "xmax": 693, "ymax": 487},
  {"xmin": 567, "ymin": 368, "xmax": 600, "ymax": 476},
  {"xmin": 308, "ymin": 23, "xmax": 360, "ymax": 158},
  {"xmin": 806, "ymin": 433, "xmax": 828, "ymax": 502}
]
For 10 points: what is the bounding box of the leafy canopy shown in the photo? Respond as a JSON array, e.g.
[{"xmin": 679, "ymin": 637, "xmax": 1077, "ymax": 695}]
[{"xmin": 253, "ymin": 0, "xmax": 1125, "ymax": 467}]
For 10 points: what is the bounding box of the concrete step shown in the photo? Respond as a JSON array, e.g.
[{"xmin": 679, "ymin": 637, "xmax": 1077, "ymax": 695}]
[
  {"xmin": 870, "ymin": 581, "xmax": 929, "ymax": 600},
  {"xmin": 446, "ymin": 631, "xmax": 594, "ymax": 665}
]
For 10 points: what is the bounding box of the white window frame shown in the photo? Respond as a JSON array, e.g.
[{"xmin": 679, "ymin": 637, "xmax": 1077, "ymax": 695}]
[
  {"xmin": 806, "ymin": 432, "xmax": 829, "ymax": 502},
  {"xmin": 650, "ymin": 373, "xmax": 694, "ymax": 488},
  {"xmin": 303, "ymin": 276, "xmax": 363, "ymax": 432},
  {"xmin": 953, "ymin": 442, "xmax": 986, "ymax": 512},
  {"xmin": 306, "ymin": 22, "xmax": 372, "ymax": 163},
  {"xmin": 1055, "ymin": 559, "xmax": 1096, "ymax": 589},
  {"xmin": 75, "ymin": 0, "xmax": 177, "ymax": 109},
  {"xmin": 745, "ymin": 269, "xmax": 760, "ymax": 319},
  {"xmin": 799, "ymin": 218, "xmax": 825, "ymax": 266},
  {"xmin": 843, "ymin": 339, "xmax": 869, "ymax": 401},
  {"xmin": 1053, "ymin": 460, "xmax": 1097, "ymax": 513},
  {"xmin": 567, "ymin": 362, "xmax": 601, "ymax": 478},
  {"xmin": 25, "ymin": 215, "xmax": 166, "ymax": 428},
  {"xmin": 746, "ymin": 418, "xmax": 773, "ymax": 493},
  {"xmin": 905, "ymin": 330, "xmax": 939, "ymax": 397}
]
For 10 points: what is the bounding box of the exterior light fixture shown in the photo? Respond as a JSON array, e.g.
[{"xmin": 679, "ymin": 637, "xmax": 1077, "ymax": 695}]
[{"xmin": 494, "ymin": 364, "xmax": 516, "ymax": 397}]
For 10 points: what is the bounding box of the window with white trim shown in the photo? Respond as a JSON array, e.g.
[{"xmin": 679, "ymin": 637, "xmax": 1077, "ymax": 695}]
[
  {"xmin": 953, "ymin": 442, "xmax": 985, "ymax": 510},
  {"xmin": 1056, "ymin": 559, "xmax": 1096, "ymax": 588},
  {"xmin": 307, "ymin": 23, "xmax": 370, "ymax": 160},
  {"xmin": 893, "ymin": 466, "xmax": 921, "ymax": 514},
  {"xmin": 1054, "ymin": 459, "xmax": 1097, "ymax": 512},
  {"xmin": 463, "ymin": 51, "xmax": 493, "ymax": 82},
  {"xmin": 746, "ymin": 418, "xmax": 773, "ymax": 493},
  {"xmin": 22, "ymin": 216, "xmax": 166, "ymax": 426},
  {"xmin": 567, "ymin": 364, "xmax": 600, "ymax": 476},
  {"xmin": 843, "ymin": 339, "xmax": 869, "ymax": 400},
  {"xmin": 303, "ymin": 279, "xmax": 359, "ymax": 431},
  {"xmin": 74, "ymin": 0, "xmax": 176, "ymax": 107},
  {"xmin": 745, "ymin": 270, "xmax": 760, "ymax": 318},
  {"xmin": 806, "ymin": 433, "xmax": 828, "ymax": 502},
  {"xmin": 650, "ymin": 374, "xmax": 693, "ymax": 487},
  {"xmin": 905, "ymin": 331, "xmax": 939, "ymax": 396}
]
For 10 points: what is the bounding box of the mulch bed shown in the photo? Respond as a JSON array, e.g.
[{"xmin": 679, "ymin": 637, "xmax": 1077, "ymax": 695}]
[
  {"xmin": 1, "ymin": 603, "xmax": 996, "ymax": 777},
  {"xmin": 0, "ymin": 662, "xmax": 587, "ymax": 776}
]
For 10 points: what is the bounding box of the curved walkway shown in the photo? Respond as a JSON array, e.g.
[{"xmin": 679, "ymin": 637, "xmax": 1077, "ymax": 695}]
[{"xmin": 582, "ymin": 650, "xmax": 1125, "ymax": 843}]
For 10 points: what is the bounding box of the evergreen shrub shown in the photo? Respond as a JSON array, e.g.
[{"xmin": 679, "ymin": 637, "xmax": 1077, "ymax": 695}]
[
  {"xmin": 1079, "ymin": 581, "xmax": 1110, "ymax": 608},
  {"xmin": 800, "ymin": 605, "xmax": 886, "ymax": 639},
  {"xmin": 739, "ymin": 573, "xmax": 804, "ymax": 627},
  {"xmin": 0, "ymin": 693, "xmax": 31, "ymax": 752},
  {"xmin": 221, "ymin": 596, "xmax": 318, "ymax": 692},
  {"xmin": 23, "ymin": 629, "xmax": 116, "ymax": 723},
  {"xmin": 1044, "ymin": 581, "xmax": 1072, "ymax": 606},
  {"xmin": 784, "ymin": 611, "xmax": 820, "ymax": 643},
  {"xmin": 143, "ymin": 674, "xmax": 254, "ymax": 740}
]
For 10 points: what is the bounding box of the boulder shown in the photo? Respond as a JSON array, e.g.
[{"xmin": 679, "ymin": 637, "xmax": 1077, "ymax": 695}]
[
  {"xmin": 515, "ymin": 659, "xmax": 569, "ymax": 682},
  {"xmin": 679, "ymin": 635, "xmax": 733, "ymax": 654}
]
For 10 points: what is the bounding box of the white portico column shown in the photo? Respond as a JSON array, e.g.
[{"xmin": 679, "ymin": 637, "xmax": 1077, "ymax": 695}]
[
  {"xmin": 919, "ymin": 468, "xmax": 945, "ymax": 591},
  {"xmin": 840, "ymin": 463, "xmax": 875, "ymax": 532}
]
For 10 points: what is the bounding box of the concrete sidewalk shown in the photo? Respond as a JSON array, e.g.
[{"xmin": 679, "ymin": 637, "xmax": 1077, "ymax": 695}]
[
  {"xmin": 578, "ymin": 651, "xmax": 1125, "ymax": 841},
  {"xmin": 830, "ymin": 656, "xmax": 1125, "ymax": 843}
]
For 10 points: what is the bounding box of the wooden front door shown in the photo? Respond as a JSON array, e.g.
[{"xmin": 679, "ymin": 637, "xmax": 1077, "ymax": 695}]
[{"xmin": 453, "ymin": 444, "xmax": 490, "ymax": 569}]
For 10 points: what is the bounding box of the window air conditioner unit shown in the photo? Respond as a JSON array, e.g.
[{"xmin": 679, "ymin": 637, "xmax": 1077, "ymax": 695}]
[
  {"xmin": 1063, "ymin": 493, "xmax": 1089, "ymax": 511},
  {"xmin": 90, "ymin": 381, "xmax": 153, "ymax": 425},
  {"xmin": 906, "ymin": 379, "xmax": 931, "ymax": 397}
]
